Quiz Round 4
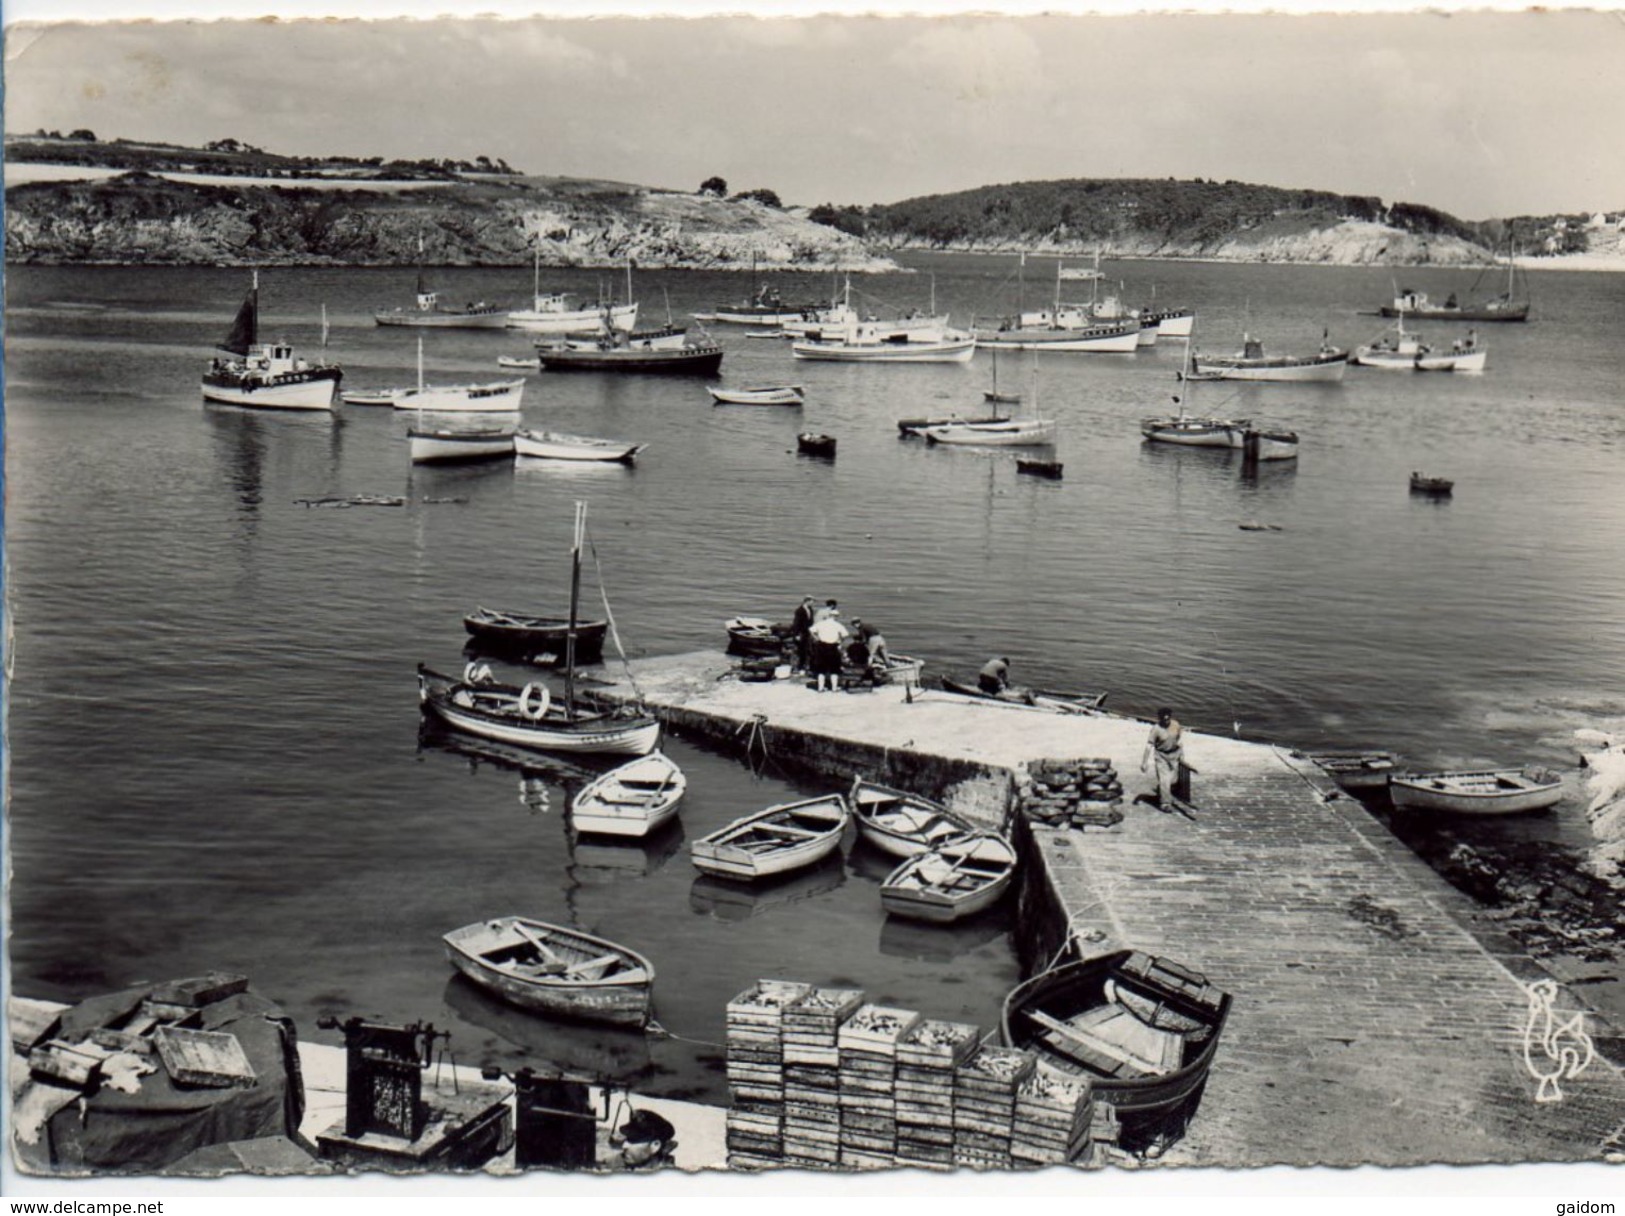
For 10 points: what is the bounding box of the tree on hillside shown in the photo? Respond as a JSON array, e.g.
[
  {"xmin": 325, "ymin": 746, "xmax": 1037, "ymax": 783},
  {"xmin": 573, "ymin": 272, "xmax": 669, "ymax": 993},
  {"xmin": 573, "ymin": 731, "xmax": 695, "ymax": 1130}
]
[
  {"xmin": 734, "ymin": 187, "xmax": 782, "ymax": 208},
  {"xmin": 699, "ymin": 176, "xmax": 728, "ymax": 197},
  {"xmin": 68, "ymin": 129, "xmax": 98, "ymax": 141}
]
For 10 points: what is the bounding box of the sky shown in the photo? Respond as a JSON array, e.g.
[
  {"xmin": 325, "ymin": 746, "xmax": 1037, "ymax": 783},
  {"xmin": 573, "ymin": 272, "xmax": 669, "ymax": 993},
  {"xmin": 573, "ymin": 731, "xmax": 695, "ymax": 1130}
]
[{"xmin": 5, "ymin": 4, "xmax": 1625, "ymax": 220}]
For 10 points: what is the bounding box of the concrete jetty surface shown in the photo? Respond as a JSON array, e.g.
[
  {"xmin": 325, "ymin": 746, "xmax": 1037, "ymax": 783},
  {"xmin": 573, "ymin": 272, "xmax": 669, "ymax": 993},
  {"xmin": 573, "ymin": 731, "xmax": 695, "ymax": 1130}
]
[{"xmin": 595, "ymin": 652, "xmax": 1625, "ymax": 1167}]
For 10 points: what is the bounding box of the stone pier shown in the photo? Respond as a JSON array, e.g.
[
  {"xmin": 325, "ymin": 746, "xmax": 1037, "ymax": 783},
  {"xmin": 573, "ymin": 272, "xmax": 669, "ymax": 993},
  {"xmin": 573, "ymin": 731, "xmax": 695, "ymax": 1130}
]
[{"xmin": 594, "ymin": 653, "xmax": 1625, "ymax": 1167}]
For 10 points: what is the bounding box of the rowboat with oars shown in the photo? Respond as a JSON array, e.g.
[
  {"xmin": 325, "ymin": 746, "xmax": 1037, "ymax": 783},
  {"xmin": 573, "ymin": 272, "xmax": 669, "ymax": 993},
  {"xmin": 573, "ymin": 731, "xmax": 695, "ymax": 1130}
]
[
  {"xmin": 879, "ymin": 831, "xmax": 1017, "ymax": 922},
  {"xmin": 443, "ymin": 916, "xmax": 654, "ymax": 1027},
  {"xmin": 1000, "ymin": 949, "xmax": 1231, "ymax": 1149},
  {"xmin": 690, "ymin": 793, "xmax": 849, "ymax": 881},
  {"xmin": 571, "ymin": 752, "xmax": 686, "ymax": 838},
  {"xmin": 850, "ymin": 779, "xmax": 975, "ymax": 859}
]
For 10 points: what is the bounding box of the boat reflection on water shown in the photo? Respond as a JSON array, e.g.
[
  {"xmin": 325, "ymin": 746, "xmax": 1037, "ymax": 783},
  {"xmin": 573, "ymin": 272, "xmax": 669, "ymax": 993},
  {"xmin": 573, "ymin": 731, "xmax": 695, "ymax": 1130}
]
[
  {"xmin": 416, "ymin": 720, "xmax": 601, "ymax": 814},
  {"xmin": 878, "ymin": 911, "xmax": 1013, "ymax": 964},
  {"xmin": 688, "ymin": 851, "xmax": 845, "ymax": 921},
  {"xmin": 442, "ymin": 974, "xmax": 656, "ymax": 1085},
  {"xmin": 566, "ymin": 819, "xmax": 686, "ymax": 886}
]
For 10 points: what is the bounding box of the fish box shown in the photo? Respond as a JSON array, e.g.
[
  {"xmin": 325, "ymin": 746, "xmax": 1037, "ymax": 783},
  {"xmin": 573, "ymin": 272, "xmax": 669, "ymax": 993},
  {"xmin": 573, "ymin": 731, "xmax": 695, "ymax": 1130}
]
[
  {"xmin": 836, "ymin": 1004, "xmax": 922, "ymax": 1055},
  {"xmin": 897, "ymin": 1018, "xmax": 981, "ymax": 1068},
  {"xmin": 153, "ymin": 1026, "xmax": 257, "ymax": 1089}
]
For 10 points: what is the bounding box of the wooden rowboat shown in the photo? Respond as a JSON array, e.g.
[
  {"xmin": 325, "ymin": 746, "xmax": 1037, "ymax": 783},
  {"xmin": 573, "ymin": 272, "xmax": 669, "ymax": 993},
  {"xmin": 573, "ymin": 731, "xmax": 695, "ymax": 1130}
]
[
  {"xmin": 443, "ymin": 916, "xmax": 654, "ymax": 1028},
  {"xmin": 464, "ymin": 607, "xmax": 608, "ymax": 665},
  {"xmin": 725, "ymin": 615, "xmax": 788, "ymax": 658},
  {"xmin": 797, "ymin": 433, "xmax": 837, "ymax": 459},
  {"xmin": 417, "ymin": 664, "xmax": 660, "ymax": 758},
  {"xmin": 1389, "ymin": 766, "xmax": 1564, "ymax": 815},
  {"xmin": 514, "ymin": 429, "xmax": 645, "ymax": 464},
  {"xmin": 879, "ymin": 831, "xmax": 1017, "ymax": 923},
  {"xmin": 708, "ymin": 384, "xmax": 804, "ymax": 406},
  {"xmin": 938, "ymin": 676, "xmax": 1108, "ymax": 714},
  {"xmin": 690, "ymin": 793, "xmax": 849, "ymax": 881},
  {"xmin": 1016, "ymin": 458, "xmax": 1064, "ymax": 480},
  {"xmin": 1306, "ymin": 750, "xmax": 1398, "ymax": 790},
  {"xmin": 850, "ymin": 779, "xmax": 975, "ymax": 859},
  {"xmin": 1001, "ymin": 950, "xmax": 1231, "ymax": 1147},
  {"xmin": 571, "ymin": 752, "xmax": 686, "ymax": 838},
  {"xmin": 1410, "ymin": 472, "xmax": 1454, "ymax": 495}
]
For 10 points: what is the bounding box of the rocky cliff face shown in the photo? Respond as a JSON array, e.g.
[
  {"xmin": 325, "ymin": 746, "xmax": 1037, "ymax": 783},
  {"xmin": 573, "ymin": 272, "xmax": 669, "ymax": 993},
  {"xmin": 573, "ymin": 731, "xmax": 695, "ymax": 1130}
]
[{"xmin": 2, "ymin": 174, "xmax": 898, "ymax": 271}]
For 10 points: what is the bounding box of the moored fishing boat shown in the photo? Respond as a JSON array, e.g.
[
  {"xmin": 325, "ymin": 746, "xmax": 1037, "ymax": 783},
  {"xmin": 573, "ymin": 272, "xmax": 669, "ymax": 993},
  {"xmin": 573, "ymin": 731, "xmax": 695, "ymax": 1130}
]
[
  {"xmin": 1377, "ymin": 248, "xmax": 1529, "ymax": 322},
  {"xmin": 1000, "ymin": 950, "xmax": 1232, "ymax": 1146},
  {"xmin": 850, "ymin": 779, "xmax": 975, "ymax": 859},
  {"xmin": 791, "ymin": 321, "xmax": 976, "ymax": 363},
  {"xmin": 340, "ymin": 387, "xmax": 404, "ymax": 406},
  {"xmin": 972, "ymin": 317, "xmax": 1139, "ymax": 353},
  {"xmin": 879, "ymin": 831, "xmax": 1017, "ymax": 922},
  {"xmin": 708, "ymin": 384, "xmax": 805, "ymax": 406},
  {"xmin": 506, "ymin": 250, "xmax": 638, "ymax": 333},
  {"xmin": 417, "ymin": 664, "xmax": 659, "ymax": 755},
  {"xmin": 898, "ymin": 412, "xmax": 1013, "ymax": 437},
  {"xmin": 375, "ymin": 237, "xmax": 507, "ymax": 328},
  {"xmin": 689, "ymin": 793, "xmax": 850, "ymax": 881},
  {"xmin": 1306, "ymin": 750, "xmax": 1399, "ymax": 790},
  {"xmin": 1389, "ymin": 766, "xmax": 1564, "ymax": 815},
  {"xmin": 1192, "ymin": 334, "xmax": 1349, "ymax": 382},
  {"xmin": 497, "ymin": 355, "xmax": 542, "ymax": 371},
  {"xmin": 537, "ymin": 328, "xmax": 724, "ymax": 374},
  {"xmin": 513, "ymin": 429, "xmax": 645, "ymax": 464},
  {"xmin": 1353, "ymin": 318, "xmax": 1487, "ymax": 372},
  {"xmin": 442, "ymin": 916, "xmax": 654, "ymax": 1027},
  {"xmin": 464, "ymin": 607, "xmax": 608, "ymax": 664},
  {"xmin": 571, "ymin": 752, "xmax": 686, "ymax": 838},
  {"xmin": 698, "ymin": 281, "xmax": 825, "ymax": 327},
  {"xmin": 923, "ymin": 418, "xmax": 1057, "ymax": 446},
  {"xmin": 408, "ymin": 426, "xmax": 515, "ymax": 464},
  {"xmin": 201, "ymin": 271, "xmax": 342, "ymax": 410},
  {"xmin": 1142, "ymin": 337, "xmax": 1248, "ymax": 448}
]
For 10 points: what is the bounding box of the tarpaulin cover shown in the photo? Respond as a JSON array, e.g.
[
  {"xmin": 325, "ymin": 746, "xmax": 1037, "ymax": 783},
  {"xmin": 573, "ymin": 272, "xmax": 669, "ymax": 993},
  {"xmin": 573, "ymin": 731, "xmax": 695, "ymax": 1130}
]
[{"xmin": 28, "ymin": 984, "xmax": 303, "ymax": 1175}]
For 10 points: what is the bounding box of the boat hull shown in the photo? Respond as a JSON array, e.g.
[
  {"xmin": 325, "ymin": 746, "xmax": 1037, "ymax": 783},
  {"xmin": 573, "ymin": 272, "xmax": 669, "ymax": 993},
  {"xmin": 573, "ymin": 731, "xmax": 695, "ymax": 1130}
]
[
  {"xmin": 1191, "ymin": 353, "xmax": 1348, "ymax": 382},
  {"xmin": 1389, "ymin": 768, "xmax": 1563, "ymax": 815},
  {"xmin": 464, "ymin": 610, "xmax": 608, "ymax": 663},
  {"xmin": 1416, "ymin": 349, "xmax": 1488, "ymax": 372},
  {"xmin": 408, "ymin": 429, "xmax": 515, "ymax": 464},
  {"xmin": 791, "ymin": 339, "xmax": 976, "ymax": 363},
  {"xmin": 421, "ymin": 683, "xmax": 661, "ymax": 756},
  {"xmin": 879, "ymin": 832, "xmax": 1017, "ymax": 923},
  {"xmin": 393, "ymin": 380, "xmax": 525, "ymax": 412},
  {"xmin": 1141, "ymin": 418, "xmax": 1242, "ymax": 448},
  {"xmin": 201, "ymin": 368, "xmax": 341, "ymax": 410},
  {"xmin": 506, "ymin": 302, "xmax": 638, "ymax": 333},
  {"xmin": 571, "ymin": 753, "xmax": 686, "ymax": 838},
  {"xmin": 443, "ymin": 917, "xmax": 653, "ymax": 1027},
  {"xmin": 375, "ymin": 309, "xmax": 508, "ymax": 329},
  {"xmin": 1001, "ymin": 951, "xmax": 1232, "ymax": 1141},
  {"xmin": 851, "ymin": 781, "xmax": 974, "ymax": 859},
  {"xmin": 1379, "ymin": 304, "xmax": 1527, "ymax": 322},
  {"xmin": 923, "ymin": 420, "xmax": 1057, "ymax": 446},
  {"xmin": 1307, "ymin": 751, "xmax": 1398, "ymax": 790},
  {"xmin": 973, "ymin": 325, "xmax": 1139, "ymax": 353},
  {"xmin": 690, "ymin": 795, "xmax": 849, "ymax": 881},
  {"xmin": 513, "ymin": 430, "xmax": 643, "ymax": 463},
  {"xmin": 708, "ymin": 386, "xmax": 804, "ymax": 406},
  {"xmin": 538, "ymin": 345, "xmax": 724, "ymax": 374}
]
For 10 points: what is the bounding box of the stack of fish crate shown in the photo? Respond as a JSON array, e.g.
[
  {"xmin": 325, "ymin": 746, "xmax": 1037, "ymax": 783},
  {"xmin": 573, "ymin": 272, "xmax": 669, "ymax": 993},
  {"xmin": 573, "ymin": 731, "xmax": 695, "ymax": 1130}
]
[
  {"xmin": 894, "ymin": 1018, "xmax": 981, "ymax": 1170},
  {"xmin": 1018, "ymin": 758, "xmax": 1125, "ymax": 830},
  {"xmin": 836, "ymin": 1004, "xmax": 922, "ymax": 1169},
  {"xmin": 780, "ymin": 986, "xmax": 864, "ymax": 1170},
  {"xmin": 952, "ymin": 1043, "xmax": 1035, "ymax": 1169},
  {"xmin": 1012, "ymin": 1060, "xmax": 1096, "ymax": 1168},
  {"xmin": 724, "ymin": 979, "xmax": 811, "ymax": 1169}
]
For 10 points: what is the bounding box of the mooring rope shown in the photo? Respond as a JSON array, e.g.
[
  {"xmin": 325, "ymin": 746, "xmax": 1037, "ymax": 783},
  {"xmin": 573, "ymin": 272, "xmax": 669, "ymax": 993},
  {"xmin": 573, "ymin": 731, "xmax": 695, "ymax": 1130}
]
[{"xmin": 587, "ymin": 533, "xmax": 645, "ymax": 704}]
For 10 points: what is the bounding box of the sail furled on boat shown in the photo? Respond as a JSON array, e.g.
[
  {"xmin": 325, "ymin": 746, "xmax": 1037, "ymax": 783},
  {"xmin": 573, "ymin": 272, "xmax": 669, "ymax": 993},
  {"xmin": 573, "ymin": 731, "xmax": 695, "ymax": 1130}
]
[{"xmin": 218, "ymin": 288, "xmax": 257, "ymax": 356}]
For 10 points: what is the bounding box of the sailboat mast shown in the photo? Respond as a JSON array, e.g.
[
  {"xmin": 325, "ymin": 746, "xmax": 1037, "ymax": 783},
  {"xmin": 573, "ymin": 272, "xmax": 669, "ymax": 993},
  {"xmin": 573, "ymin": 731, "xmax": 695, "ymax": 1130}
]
[{"xmin": 564, "ymin": 500, "xmax": 586, "ymax": 721}]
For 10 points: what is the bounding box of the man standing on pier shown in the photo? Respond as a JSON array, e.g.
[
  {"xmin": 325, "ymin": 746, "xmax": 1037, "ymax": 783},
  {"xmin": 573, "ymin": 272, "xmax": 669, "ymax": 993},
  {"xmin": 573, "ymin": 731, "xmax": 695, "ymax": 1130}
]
[
  {"xmin": 791, "ymin": 596, "xmax": 816, "ymax": 671},
  {"xmin": 1141, "ymin": 706, "xmax": 1189, "ymax": 812}
]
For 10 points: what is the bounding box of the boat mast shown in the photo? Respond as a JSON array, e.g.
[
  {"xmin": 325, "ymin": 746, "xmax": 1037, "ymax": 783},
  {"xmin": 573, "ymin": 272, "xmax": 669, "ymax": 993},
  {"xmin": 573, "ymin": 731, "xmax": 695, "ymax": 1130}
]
[
  {"xmin": 564, "ymin": 500, "xmax": 587, "ymax": 721},
  {"xmin": 533, "ymin": 244, "xmax": 540, "ymax": 307}
]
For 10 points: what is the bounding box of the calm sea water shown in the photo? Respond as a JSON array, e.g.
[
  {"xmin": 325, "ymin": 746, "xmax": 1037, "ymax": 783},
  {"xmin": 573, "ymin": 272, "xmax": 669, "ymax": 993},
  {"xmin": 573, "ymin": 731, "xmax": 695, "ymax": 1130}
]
[{"xmin": 5, "ymin": 254, "xmax": 1624, "ymax": 1093}]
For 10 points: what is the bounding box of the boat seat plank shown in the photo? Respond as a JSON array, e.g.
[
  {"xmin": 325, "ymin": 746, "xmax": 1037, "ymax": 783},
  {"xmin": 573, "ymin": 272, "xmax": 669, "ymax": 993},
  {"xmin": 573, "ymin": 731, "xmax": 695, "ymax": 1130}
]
[
  {"xmin": 564, "ymin": 953, "xmax": 623, "ymax": 981},
  {"xmin": 753, "ymin": 822, "xmax": 824, "ymax": 838},
  {"xmin": 1026, "ymin": 1007, "xmax": 1176, "ymax": 1077}
]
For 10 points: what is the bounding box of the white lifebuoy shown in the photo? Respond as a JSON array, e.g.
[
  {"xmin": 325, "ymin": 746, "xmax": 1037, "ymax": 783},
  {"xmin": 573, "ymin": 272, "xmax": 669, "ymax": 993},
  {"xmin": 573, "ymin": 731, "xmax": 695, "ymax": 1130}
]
[{"xmin": 518, "ymin": 683, "xmax": 551, "ymax": 721}]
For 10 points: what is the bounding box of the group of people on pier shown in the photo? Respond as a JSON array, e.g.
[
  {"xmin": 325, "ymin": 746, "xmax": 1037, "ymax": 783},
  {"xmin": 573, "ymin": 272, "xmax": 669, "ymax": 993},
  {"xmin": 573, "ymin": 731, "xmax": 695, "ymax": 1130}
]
[{"xmin": 790, "ymin": 596, "xmax": 890, "ymax": 692}]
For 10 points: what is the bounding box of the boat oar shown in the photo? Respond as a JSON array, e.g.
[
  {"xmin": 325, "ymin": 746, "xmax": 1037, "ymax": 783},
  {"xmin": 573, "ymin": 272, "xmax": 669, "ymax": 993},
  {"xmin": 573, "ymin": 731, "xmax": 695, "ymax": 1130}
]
[{"xmin": 513, "ymin": 922, "xmax": 568, "ymax": 971}]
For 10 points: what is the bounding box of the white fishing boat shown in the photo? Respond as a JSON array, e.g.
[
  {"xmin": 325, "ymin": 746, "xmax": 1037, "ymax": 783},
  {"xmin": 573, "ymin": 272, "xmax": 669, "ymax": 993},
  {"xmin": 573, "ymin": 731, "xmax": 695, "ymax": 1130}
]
[
  {"xmin": 1417, "ymin": 333, "xmax": 1488, "ymax": 373},
  {"xmin": 506, "ymin": 249, "xmax": 638, "ymax": 333},
  {"xmin": 689, "ymin": 793, "xmax": 850, "ymax": 881},
  {"xmin": 1389, "ymin": 767, "xmax": 1564, "ymax": 816},
  {"xmin": 392, "ymin": 338, "xmax": 524, "ymax": 412},
  {"xmin": 879, "ymin": 831, "xmax": 1018, "ymax": 923},
  {"xmin": 781, "ymin": 276, "xmax": 950, "ymax": 343},
  {"xmin": 974, "ymin": 257, "xmax": 1142, "ymax": 353},
  {"xmin": 571, "ymin": 752, "xmax": 686, "ymax": 838},
  {"xmin": 408, "ymin": 426, "xmax": 515, "ymax": 464},
  {"xmin": 1192, "ymin": 333, "xmax": 1349, "ymax": 382},
  {"xmin": 374, "ymin": 235, "xmax": 506, "ymax": 329},
  {"xmin": 201, "ymin": 271, "xmax": 342, "ymax": 410},
  {"xmin": 513, "ymin": 429, "xmax": 645, "ymax": 464},
  {"xmin": 792, "ymin": 323, "xmax": 976, "ymax": 363},
  {"xmin": 707, "ymin": 384, "xmax": 805, "ymax": 406},
  {"xmin": 442, "ymin": 916, "xmax": 654, "ymax": 1027},
  {"xmin": 417, "ymin": 502, "xmax": 661, "ymax": 757},
  {"xmin": 1142, "ymin": 327, "xmax": 1248, "ymax": 449},
  {"xmin": 340, "ymin": 387, "xmax": 405, "ymax": 406},
  {"xmin": 1353, "ymin": 317, "xmax": 1486, "ymax": 372}
]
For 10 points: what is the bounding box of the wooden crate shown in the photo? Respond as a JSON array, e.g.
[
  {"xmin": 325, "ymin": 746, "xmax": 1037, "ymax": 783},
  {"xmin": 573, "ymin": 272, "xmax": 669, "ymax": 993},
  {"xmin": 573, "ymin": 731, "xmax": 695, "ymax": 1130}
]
[{"xmin": 153, "ymin": 1025, "xmax": 257, "ymax": 1089}]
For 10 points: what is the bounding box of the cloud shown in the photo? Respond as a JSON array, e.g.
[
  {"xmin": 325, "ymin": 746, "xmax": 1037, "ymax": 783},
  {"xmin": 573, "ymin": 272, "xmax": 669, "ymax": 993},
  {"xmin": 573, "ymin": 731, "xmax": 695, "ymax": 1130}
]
[{"xmin": 890, "ymin": 21, "xmax": 1046, "ymax": 106}]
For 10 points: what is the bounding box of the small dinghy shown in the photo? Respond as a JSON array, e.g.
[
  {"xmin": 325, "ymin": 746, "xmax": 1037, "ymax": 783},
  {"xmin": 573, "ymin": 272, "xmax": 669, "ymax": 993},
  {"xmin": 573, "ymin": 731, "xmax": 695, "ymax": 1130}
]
[
  {"xmin": 1016, "ymin": 458, "xmax": 1063, "ymax": 479},
  {"xmin": 708, "ymin": 384, "xmax": 805, "ymax": 406},
  {"xmin": 341, "ymin": 387, "xmax": 405, "ymax": 406},
  {"xmin": 690, "ymin": 793, "xmax": 849, "ymax": 881},
  {"xmin": 1001, "ymin": 950, "xmax": 1231, "ymax": 1144},
  {"xmin": 797, "ymin": 432, "xmax": 837, "ymax": 459},
  {"xmin": 464, "ymin": 607, "xmax": 608, "ymax": 664},
  {"xmin": 1410, "ymin": 472, "xmax": 1454, "ymax": 496},
  {"xmin": 443, "ymin": 915, "xmax": 654, "ymax": 1028},
  {"xmin": 571, "ymin": 752, "xmax": 686, "ymax": 838},
  {"xmin": 1307, "ymin": 750, "xmax": 1398, "ymax": 790},
  {"xmin": 514, "ymin": 429, "xmax": 645, "ymax": 464},
  {"xmin": 850, "ymin": 779, "xmax": 975, "ymax": 859},
  {"xmin": 497, "ymin": 355, "xmax": 542, "ymax": 371},
  {"xmin": 725, "ymin": 615, "xmax": 788, "ymax": 658},
  {"xmin": 1389, "ymin": 766, "xmax": 1564, "ymax": 816},
  {"xmin": 879, "ymin": 831, "xmax": 1017, "ymax": 922},
  {"xmin": 939, "ymin": 676, "xmax": 1108, "ymax": 714}
]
